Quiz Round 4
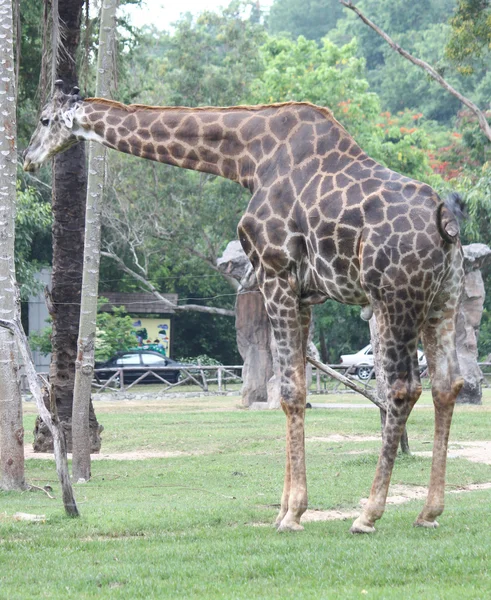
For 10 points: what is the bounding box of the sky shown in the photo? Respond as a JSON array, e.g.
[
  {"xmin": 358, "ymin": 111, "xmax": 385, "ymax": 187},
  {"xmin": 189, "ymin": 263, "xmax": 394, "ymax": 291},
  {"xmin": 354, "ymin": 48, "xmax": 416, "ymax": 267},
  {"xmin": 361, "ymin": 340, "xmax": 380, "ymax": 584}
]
[{"xmin": 123, "ymin": 0, "xmax": 274, "ymax": 30}]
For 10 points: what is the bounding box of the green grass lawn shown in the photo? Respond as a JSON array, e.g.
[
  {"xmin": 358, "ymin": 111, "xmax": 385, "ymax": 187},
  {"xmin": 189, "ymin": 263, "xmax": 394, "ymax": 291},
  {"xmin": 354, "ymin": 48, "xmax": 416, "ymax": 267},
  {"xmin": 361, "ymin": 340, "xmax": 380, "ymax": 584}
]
[{"xmin": 1, "ymin": 392, "xmax": 490, "ymax": 599}]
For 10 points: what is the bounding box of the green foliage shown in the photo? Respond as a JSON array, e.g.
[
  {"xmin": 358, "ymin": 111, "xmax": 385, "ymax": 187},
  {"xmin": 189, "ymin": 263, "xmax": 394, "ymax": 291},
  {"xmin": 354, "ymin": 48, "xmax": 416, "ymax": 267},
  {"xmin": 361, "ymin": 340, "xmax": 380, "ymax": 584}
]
[
  {"xmin": 445, "ymin": 0, "xmax": 491, "ymax": 74},
  {"xmin": 251, "ymin": 36, "xmax": 379, "ymax": 129},
  {"xmin": 374, "ymin": 24, "xmax": 464, "ymax": 123},
  {"xmin": 15, "ymin": 185, "xmax": 52, "ymax": 299},
  {"xmin": 250, "ymin": 35, "xmax": 441, "ymax": 183},
  {"xmin": 268, "ymin": 0, "xmax": 343, "ymax": 41},
  {"xmin": 331, "ymin": 0, "xmax": 456, "ymax": 70},
  {"xmin": 28, "ymin": 323, "xmax": 53, "ymax": 356},
  {"xmin": 459, "ymin": 166, "xmax": 491, "ymax": 244},
  {"xmin": 17, "ymin": 0, "xmax": 43, "ymax": 145},
  {"xmin": 314, "ymin": 303, "xmax": 370, "ymax": 363},
  {"xmin": 176, "ymin": 354, "xmax": 223, "ymax": 366},
  {"xmin": 28, "ymin": 298, "xmax": 138, "ymax": 361},
  {"xmin": 95, "ymin": 299, "xmax": 138, "ymax": 361},
  {"xmin": 163, "ymin": 1, "xmax": 267, "ymax": 107},
  {"xmin": 173, "ymin": 311, "xmax": 240, "ymax": 364}
]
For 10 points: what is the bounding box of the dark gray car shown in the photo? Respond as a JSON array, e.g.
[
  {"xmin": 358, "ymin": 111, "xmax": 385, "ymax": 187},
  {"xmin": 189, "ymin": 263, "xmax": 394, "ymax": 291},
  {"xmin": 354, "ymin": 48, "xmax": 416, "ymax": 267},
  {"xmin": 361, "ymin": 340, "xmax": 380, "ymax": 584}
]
[{"xmin": 95, "ymin": 350, "xmax": 188, "ymax": 384}]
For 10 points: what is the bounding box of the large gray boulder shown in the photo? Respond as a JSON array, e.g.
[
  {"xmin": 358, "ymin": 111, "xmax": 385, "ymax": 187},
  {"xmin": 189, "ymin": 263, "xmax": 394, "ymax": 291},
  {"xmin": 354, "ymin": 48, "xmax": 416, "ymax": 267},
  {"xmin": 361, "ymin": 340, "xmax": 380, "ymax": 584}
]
[
  {"xmin": 455, "ymin": 244, "xmax": 491, "ymax": 404},
  {"xmin": 218, "ymin": 241, "xmax": 316, "ymax": 409},
  {"xmin": 218, "ymin": 241, "xmax": 275, "ymax": 407},
  {"xmin": 236, "ymin": 289, "xmax": 274, "ymax": 406}
]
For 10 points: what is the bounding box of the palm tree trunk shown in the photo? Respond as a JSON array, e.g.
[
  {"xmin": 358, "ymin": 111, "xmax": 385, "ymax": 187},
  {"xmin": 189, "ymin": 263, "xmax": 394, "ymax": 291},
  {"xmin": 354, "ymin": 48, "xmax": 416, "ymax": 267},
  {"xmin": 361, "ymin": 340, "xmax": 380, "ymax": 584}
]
[{"xmin": 33, "ymin": 0, "xmax": 102, "ymax": 454}]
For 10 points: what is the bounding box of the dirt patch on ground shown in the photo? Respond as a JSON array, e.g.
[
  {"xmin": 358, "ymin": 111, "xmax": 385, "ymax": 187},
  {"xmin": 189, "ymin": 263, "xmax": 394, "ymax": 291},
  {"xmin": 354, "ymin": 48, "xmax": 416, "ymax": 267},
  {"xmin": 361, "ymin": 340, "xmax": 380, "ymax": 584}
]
[
  {"xmin": 23, "ymin": 448, "xmax": 204, "ymax": 461},
  {"xmin": 300, "ymin": 481, "xmax": 491, "ymax": 523},
  {"xmin": 307, "ymin": 434, "xmax": 380, "ymax": 443},
  {"xmin": 414, "ymin": 441, "xmax": 491, "ymax": 465}
]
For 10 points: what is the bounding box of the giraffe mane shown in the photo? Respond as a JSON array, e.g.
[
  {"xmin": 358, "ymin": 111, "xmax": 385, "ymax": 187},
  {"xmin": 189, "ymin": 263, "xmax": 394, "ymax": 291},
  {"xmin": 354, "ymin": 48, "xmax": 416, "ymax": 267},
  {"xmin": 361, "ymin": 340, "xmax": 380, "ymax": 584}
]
[{"xmin": 83, "ymin": 97, "xmax": 335, "ymax": 119}]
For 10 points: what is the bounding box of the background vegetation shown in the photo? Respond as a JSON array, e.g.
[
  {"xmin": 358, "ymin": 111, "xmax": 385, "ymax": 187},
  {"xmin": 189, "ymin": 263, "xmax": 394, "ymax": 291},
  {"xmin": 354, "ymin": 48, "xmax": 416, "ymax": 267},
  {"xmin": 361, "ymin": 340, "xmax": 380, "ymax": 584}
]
[{"xmin": 18, "ymin": 0, "xmax": 491, "ymax": 363}]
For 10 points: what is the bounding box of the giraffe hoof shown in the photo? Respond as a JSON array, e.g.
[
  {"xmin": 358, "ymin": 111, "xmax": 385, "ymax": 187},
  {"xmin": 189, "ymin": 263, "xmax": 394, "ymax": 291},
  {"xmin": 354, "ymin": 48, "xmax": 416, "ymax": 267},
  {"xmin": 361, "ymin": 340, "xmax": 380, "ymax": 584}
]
[
  {"xmin": 350, "ymin": 516, "xmax": 376, "ymax": 534},
  {"xmin": 274, "ymin": 512, "xmax": 287, "ymax": 528},
  {"xmin": 413, "ymin": 519, "xmax": 439, "ymax": 529},
  {"xmin": 277, "ymin": 519, "xmax": 304, "ymax": 533}
]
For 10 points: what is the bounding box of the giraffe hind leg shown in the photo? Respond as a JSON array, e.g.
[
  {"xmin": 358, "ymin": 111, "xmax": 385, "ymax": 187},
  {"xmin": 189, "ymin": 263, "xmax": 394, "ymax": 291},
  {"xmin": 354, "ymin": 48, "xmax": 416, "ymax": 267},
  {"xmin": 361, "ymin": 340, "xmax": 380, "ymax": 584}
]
[
  {"xmin": 351, "ymin": 314, "xmax": 423, "ymax": 534},
  {"xmin": 414, "ymin": 305, "xmax": 463, "ymax": 528}
]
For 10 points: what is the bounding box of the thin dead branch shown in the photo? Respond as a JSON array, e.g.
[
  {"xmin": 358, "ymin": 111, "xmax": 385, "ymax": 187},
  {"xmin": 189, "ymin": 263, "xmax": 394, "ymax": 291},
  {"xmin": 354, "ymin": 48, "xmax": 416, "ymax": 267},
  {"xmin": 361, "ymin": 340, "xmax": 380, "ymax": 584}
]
[
  {"xmin": 101, "ymin": 250, "xmax": 236, "ymax": 317},
  {"xmin": 306, "ymin": 355, "xmax": 386, "ymax": 409},
  {"xmin": 27, "ymin": 483, "xmax": 56, "ymax": 499}
]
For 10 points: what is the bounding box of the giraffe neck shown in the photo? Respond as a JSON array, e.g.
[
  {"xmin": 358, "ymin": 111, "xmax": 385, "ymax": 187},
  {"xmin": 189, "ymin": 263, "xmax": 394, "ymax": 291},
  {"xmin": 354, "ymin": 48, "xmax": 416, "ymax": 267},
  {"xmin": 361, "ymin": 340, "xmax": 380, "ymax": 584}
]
[{"xmin": 74, "ymin": 99, "xmax": 276, "ymax": 190}]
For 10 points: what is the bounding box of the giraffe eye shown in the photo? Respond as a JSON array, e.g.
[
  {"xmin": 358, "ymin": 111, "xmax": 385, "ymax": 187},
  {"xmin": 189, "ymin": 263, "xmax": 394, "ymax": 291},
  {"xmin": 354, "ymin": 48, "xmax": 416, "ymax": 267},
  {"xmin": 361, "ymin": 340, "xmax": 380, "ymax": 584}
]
[{"xmin": 41, "ymin": 118, "xmax": 50, "ymax": 126}]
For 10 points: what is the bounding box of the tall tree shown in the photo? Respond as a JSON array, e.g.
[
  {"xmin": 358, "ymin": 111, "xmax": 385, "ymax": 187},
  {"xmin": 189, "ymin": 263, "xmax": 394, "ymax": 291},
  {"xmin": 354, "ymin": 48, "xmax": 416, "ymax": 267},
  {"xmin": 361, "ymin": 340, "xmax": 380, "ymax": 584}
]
[
  {"xmin": 0, "ymin": 0, "xmax": 26, "ymax": 490},
  {"xmin": 34, "ymin": 0, "xmax": 102, "ymax": 453},
  {"xmin": 72, "ymin": 0, "xmax": 118, "ymax": 482}
]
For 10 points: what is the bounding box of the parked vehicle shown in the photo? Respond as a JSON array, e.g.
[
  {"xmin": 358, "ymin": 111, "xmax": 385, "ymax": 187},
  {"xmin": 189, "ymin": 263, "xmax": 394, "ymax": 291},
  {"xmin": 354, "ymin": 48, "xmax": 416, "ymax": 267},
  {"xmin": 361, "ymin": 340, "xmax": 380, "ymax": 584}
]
[
  {"xmin": 95, "ymin": 350, "xmax": 190, "ymax": 385},
  {"xmin": 340, "ymin": 344, "xmax": 427, "ymax": 381}
]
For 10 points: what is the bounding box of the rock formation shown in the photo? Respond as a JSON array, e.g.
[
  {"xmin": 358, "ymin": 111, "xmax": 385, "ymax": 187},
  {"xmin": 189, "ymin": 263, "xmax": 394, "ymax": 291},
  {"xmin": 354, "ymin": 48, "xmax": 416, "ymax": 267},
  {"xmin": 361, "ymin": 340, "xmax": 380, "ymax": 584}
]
[{"xmin": 455, "ymin": 244, "xmax": 491, "ymax": 404}]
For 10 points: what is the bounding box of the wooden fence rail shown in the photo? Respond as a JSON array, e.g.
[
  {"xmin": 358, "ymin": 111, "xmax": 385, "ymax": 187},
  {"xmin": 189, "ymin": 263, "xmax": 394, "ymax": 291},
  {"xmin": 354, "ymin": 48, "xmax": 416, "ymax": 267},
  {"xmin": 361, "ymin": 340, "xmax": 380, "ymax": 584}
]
[{"xmin": 20, "ymin": 363, "xmax": 491, "ymax": 396}]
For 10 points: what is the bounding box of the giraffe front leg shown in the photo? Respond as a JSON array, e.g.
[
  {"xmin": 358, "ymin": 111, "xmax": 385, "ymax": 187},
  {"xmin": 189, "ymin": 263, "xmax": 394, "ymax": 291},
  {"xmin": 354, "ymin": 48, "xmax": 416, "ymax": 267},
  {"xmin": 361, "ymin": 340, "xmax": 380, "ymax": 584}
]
[
  {"xmin": 277, "ymin": 399, "xmax": 307, "ymax": 532},
  {"xmin": 260, "ymin": 288, "xmax": 309, "ymax": 532},
  {"xmin": 276, "ymin": 305, "xmax": 311, "ymax": 532},
  {"xmin": 275, "ymin": 419, "xmax": 291, "ymax": 527}
]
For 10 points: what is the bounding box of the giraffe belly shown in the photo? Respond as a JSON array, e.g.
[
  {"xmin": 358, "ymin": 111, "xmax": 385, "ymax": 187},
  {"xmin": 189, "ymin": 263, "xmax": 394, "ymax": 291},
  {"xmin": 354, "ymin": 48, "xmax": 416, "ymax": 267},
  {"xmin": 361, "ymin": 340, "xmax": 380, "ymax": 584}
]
[{"xmin": 300, "ymin": 260, "xmax": 367, "ymax": 307}]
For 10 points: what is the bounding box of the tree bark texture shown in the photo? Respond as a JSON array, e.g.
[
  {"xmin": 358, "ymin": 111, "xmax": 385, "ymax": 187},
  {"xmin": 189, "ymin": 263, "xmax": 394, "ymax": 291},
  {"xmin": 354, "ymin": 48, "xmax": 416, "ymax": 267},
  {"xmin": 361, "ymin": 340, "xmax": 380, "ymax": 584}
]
[
  {"xmin": 0, "ymin": 0, "xmax": 26, "ymax": 490},
  {"xmin": 34, "ymin": 0, "xmax": 102, "ymax": 453},
  {"xmin": 216, "ymin": 241, "xmax": 276, "ymax": 406},
  {"xmin": 72, "ymin": 0, "xmax": 118, "ymax": 482}
]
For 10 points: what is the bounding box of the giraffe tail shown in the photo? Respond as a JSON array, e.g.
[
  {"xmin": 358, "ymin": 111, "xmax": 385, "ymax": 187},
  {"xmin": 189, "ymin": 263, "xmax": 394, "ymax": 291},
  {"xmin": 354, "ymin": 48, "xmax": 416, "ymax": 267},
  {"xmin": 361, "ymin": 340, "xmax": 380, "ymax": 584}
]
[{"xmin": 437, "ymin": 192, "xmax": 467, "ymax": 244}]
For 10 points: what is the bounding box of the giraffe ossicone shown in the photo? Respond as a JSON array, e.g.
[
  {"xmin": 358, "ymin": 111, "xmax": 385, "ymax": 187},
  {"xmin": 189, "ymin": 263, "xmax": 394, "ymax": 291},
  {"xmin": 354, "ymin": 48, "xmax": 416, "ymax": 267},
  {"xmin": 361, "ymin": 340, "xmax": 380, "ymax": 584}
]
[{"xmin": 24, "ymin": 84, "xmax": 465, "ymax": 534}]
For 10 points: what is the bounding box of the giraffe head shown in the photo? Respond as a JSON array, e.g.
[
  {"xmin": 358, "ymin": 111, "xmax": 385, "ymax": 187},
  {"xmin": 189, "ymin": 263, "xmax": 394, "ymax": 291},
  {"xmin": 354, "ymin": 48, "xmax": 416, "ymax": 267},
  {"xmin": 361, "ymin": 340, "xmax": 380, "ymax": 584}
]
[{"xmin": 23, "ymin": 80, "xmax": 83, "ymax": 172}]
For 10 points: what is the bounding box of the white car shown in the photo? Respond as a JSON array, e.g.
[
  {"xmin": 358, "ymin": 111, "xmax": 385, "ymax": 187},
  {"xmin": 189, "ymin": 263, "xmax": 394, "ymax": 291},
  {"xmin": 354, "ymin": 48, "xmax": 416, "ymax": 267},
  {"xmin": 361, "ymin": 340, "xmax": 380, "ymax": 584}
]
[{"xmin": 340, "ymin": 344, "xmax": 427, "ymax": 381}]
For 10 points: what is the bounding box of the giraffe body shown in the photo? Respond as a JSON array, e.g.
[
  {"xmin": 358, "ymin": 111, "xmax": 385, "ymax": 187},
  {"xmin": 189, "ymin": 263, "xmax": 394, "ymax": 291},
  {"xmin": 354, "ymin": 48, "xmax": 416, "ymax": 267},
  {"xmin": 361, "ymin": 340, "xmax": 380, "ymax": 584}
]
[{"xmin": 24, "ymin": 83, "xmax": 464, "ymax": 533}]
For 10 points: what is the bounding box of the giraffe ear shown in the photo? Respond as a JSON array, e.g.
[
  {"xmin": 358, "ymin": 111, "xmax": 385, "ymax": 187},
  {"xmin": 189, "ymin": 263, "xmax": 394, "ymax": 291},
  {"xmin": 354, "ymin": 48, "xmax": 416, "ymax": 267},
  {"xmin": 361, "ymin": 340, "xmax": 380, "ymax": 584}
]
[{"xmin": 62, "ymin": 106, "xmax": 76, "ymax": 129}]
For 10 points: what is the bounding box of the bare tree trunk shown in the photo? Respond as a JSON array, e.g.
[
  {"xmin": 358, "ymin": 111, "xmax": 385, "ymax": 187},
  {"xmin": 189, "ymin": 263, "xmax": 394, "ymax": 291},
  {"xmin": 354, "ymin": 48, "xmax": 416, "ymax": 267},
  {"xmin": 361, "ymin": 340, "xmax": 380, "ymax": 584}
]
[
  {"xmin": 34, "ymin": 0, "xmax": 102, "ymax": 454},
  {"xmin": 72, "ymin": 0, "xmax": 118, "ymax": 482},
  {"xmin": 340, "ymin": 0, "xmax": 491, "ymax": 142},
  {"xmin": 0, "ymin": 0, "xmax": 26, "ymax": 491},
  {"xmin": 0, "ymin": 313, "xmax": 79, "ymax": 516}
]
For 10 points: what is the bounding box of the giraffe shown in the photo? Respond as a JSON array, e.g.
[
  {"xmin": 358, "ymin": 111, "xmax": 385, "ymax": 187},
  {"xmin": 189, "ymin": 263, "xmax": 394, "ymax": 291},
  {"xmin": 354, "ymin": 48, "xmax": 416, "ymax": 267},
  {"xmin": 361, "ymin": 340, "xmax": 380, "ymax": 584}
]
[{"xmin": 24, "ymin": 80, "xmax": 464, "ymax": 533}]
